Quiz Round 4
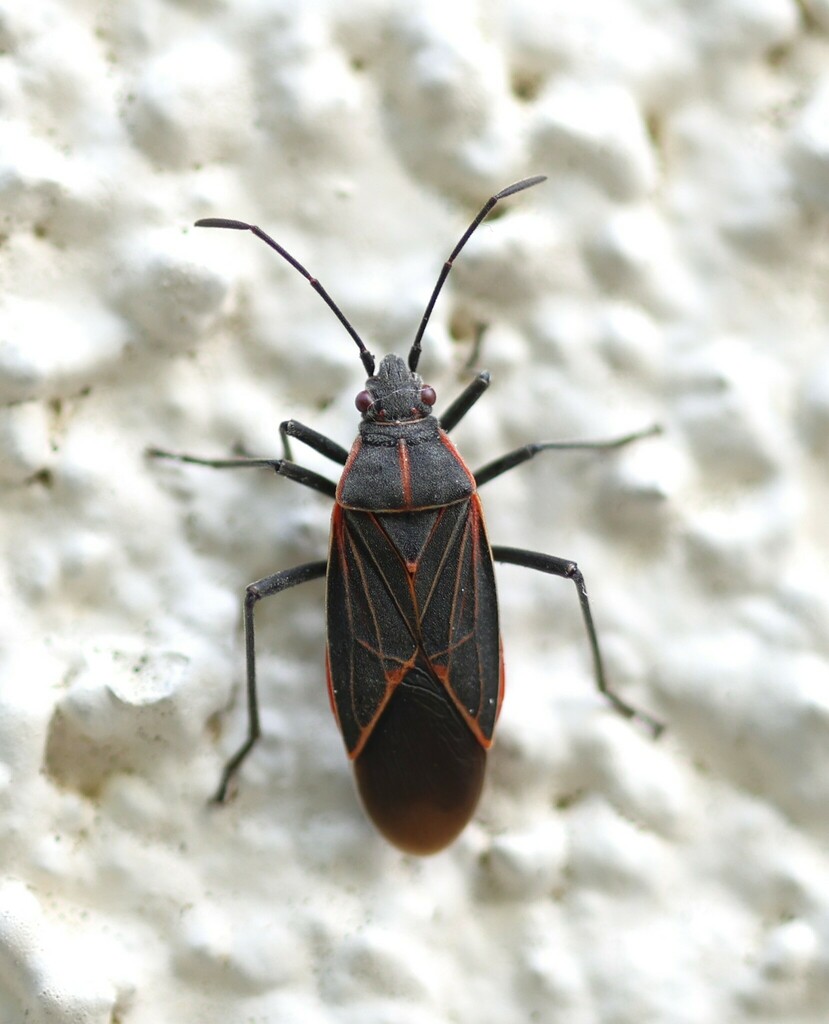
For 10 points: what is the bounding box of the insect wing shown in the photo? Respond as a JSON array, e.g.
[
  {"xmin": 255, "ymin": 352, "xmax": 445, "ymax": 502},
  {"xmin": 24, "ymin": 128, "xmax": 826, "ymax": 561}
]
[
  {"xmin": 423, "ymin": 496, "xmax": 504, "ymax": 741},
  {"xmin": 325, "ymin": 496, "xmax": 503, "ymax": 757}
]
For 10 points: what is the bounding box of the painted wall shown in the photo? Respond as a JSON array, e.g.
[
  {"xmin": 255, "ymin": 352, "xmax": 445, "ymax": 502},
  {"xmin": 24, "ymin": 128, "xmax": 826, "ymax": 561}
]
[{"xmin": 1, "ymin": 1, "xmax": 828, "ymax": 1021}]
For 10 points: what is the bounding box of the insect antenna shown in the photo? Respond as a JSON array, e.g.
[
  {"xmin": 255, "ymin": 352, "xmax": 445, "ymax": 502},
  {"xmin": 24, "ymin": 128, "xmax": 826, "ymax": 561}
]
[
  {"xmin": 195, "ymin": 217, "xmax": 377, "ymax": 377},
  {"xmin": 408, "ymin": 175, "xmax": 547, "ymax": 372}
]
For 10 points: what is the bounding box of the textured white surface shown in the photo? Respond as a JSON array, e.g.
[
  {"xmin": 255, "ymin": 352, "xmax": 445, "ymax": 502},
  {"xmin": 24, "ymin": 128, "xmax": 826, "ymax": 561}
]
[{"xmin": 1, "ymin": 1, "xmax": 829, "ymax": 1021}]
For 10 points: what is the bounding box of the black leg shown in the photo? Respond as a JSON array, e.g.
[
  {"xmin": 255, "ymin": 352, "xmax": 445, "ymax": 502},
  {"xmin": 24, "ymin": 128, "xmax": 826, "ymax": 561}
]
[
  {"xmin": 475, "ymin": 425, "xmax": 661, "ymax": 488},
  {"xmin": 439, "ymin": 371, "xmax": 491, "ymax": 433},
  {"xmin": 492, "ymin": 545, "xmax": 663, "ymax": 737},
  {"xmin": 147, "ymin": 448, "xmax": 337, "ymax": 498},
  {"xmin": 148, "ymin": 449, "xmax": 285, "ymax": 470},
  {"xmin": 213, "ymin": 559, "xmax": 329, "ymax": 803},
  {"xmin": 279, "ymin": 420, "xmax": 349, "ymax": 466}
]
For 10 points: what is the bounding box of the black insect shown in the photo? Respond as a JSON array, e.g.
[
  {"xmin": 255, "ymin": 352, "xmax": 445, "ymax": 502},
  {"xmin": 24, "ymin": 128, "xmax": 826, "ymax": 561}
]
[{"xmin": 150, "ymin": 176, "xmax": 662, "ymax": 855}]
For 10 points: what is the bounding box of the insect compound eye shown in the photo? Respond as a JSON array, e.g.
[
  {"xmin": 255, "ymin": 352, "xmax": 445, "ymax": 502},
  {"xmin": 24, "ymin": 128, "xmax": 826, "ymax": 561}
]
[
  {"xmin": 420, "ymin": 385, "xmax": 436, "ymax": 407},
  {"xmin": 355, "ymin": 390, "xmax": 374, "ymax": 414}
]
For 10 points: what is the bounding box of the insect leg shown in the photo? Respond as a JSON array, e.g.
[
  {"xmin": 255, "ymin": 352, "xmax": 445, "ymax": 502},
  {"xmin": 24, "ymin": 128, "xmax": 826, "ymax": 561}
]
[
  {"xmin": 439, "ymin": 371, "xmax": 491, "ymax": 433},
  {"xmin": 279, "ymin": 420, "xmax": 349, "ymax": 465},
  {"xmin": 146, "ymin": 448, "xmax": 337, "ymax": 498},
  {"xmin": 213, "ymin": 559, "xmax": 329, "ymax": 803},
  {"xmin": 492, "ymin": 545, "xmax": 663, "ymax": 737},
  {"xmin": 474, "ymin": 424, "xmax": 661, "ymax": 487}
]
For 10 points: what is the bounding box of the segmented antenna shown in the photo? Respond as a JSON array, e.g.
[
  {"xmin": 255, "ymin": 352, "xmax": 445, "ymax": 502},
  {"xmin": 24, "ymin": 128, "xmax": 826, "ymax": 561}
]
[
  {"xmin": 194, "ymin": 218, "xmax": 377, "ymax": 377},
  {"xmin": 194, "ymin": 174, "xmax": 546, "ymax": 379},
  {"xmin": 408, "ymin": 175, "xmax": 546, "ymax": 372}
]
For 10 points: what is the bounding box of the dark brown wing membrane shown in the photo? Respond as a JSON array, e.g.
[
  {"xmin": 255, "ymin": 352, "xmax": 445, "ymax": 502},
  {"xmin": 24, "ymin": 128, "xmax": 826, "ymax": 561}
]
[{"xmin": 325, "ymin": 496, "xmax": 502, "ymax": 757}]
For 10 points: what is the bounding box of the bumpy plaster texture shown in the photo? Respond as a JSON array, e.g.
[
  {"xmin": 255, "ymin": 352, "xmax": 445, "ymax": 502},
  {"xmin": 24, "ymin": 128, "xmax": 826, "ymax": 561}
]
[{"xmin": 1, "ymin": 1, "xmax": 829, "ymax": 1022}]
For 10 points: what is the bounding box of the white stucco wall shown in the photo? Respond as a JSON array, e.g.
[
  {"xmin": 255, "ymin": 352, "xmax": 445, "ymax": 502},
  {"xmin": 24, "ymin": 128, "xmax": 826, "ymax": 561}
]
[{"xmin": 1, "ymin": 1, "xmax": 829, "ymax": 1021}]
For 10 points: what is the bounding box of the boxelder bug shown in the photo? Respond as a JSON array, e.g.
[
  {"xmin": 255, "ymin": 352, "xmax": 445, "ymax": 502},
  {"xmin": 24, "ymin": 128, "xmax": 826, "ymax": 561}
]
[{"xmin": 150, "ymin": 176, "xmax": 663, "ymax": 855}]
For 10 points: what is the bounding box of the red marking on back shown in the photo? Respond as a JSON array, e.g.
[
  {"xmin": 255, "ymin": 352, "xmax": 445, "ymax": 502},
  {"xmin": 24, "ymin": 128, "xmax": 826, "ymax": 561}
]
[
  {"xmin": 398, "ymin": 438, "xmax": 413, "ymax": 507},
  {"xmin": 438, "ymin": 431, "xmax": 477, "ymax": 489},
  {"xmin": 335, "ymin": 437, "xmax": 362, "ymax": 504},
  {"xmin": 347, "ymin": 654, "xmax": 418, "ymax": 761}
]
